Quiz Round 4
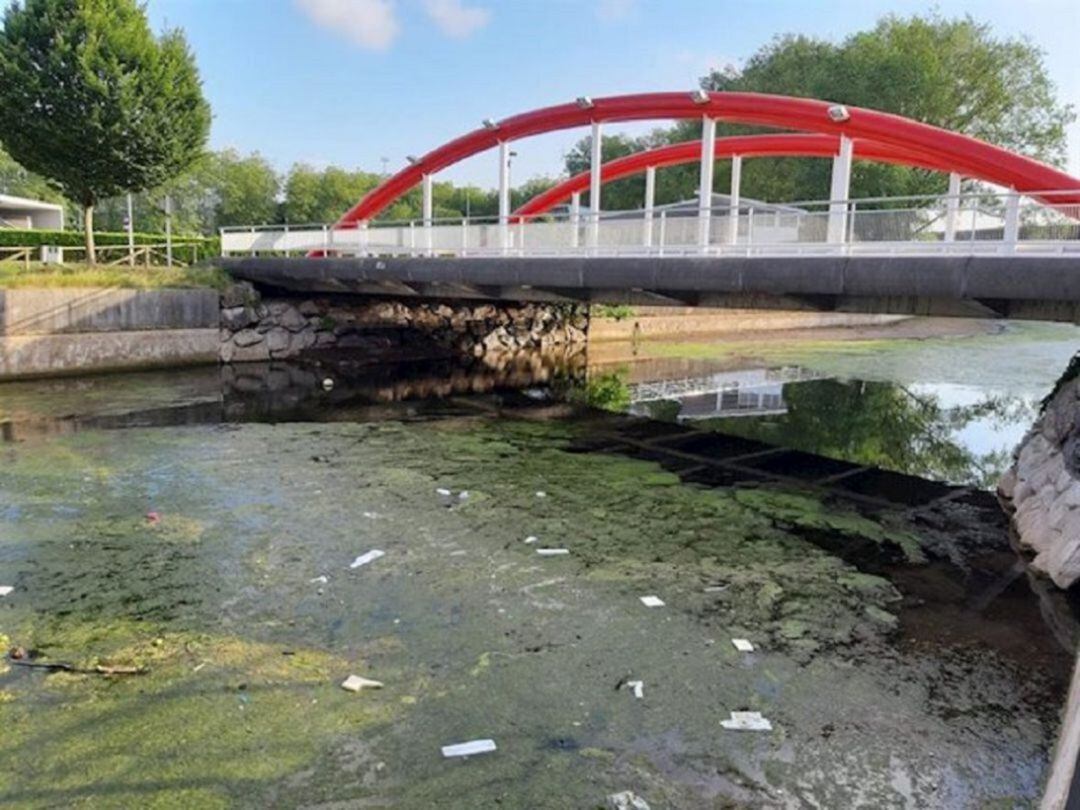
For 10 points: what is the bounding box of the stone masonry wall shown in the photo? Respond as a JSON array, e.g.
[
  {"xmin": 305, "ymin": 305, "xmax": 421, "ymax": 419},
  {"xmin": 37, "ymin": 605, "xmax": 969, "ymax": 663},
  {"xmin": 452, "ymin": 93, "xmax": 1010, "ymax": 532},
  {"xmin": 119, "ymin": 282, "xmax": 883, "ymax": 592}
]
[
  {"xmin": 218, "ymin": 282, "xmax": 588, "ymax": 364},
  {"xmin": 999, "ymin": 357, "xmax": 1080, "ymax": 588}
]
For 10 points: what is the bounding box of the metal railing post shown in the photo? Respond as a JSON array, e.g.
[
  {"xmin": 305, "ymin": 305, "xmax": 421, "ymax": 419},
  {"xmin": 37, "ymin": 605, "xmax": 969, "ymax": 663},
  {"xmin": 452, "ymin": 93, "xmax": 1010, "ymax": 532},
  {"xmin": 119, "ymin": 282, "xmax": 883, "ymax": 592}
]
[
  {"xmin": 658, "ymin": 210, "xmax": 667, "ymax": 257},
  {"xmin": 746, "ymin": 207, "xmax": 755, "ymax": 247},
  {"xmin": 461, "ymin": 218, "xmax": 468, "ymax": 256},
  {"xmin": 408, "ymin": 221, "xmax": 416, "ymax": 255},
  {"xmin": 1003, "ymin": 191, "xmax": 1020, "ymax": 250}
]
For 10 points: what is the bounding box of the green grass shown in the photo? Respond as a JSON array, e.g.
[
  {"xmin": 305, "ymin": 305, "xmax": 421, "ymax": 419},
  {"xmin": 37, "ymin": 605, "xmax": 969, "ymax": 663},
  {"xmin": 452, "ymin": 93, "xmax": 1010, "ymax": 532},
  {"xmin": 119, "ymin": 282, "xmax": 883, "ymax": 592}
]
[{"xmin": 0, "ymin": 261, "xmax": 231, "ymax": 290}]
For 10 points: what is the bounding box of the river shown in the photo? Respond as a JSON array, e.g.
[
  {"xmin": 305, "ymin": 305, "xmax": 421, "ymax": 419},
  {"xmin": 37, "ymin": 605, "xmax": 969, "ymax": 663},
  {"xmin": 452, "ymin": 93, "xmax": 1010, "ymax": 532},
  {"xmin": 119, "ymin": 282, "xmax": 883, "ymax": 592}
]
[{"xmin": 0, "ymin": 318, "xmax": 1077, "ymax": 808}]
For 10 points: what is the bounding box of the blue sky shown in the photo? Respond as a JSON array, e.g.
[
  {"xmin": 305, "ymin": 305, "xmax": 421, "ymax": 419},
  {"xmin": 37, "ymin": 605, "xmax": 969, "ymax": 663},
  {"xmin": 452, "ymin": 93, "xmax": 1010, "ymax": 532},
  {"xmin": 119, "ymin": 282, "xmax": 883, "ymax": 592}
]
[{"xmin": 143, "ymin": 0, "xmax": 1080, "ymax": 187}]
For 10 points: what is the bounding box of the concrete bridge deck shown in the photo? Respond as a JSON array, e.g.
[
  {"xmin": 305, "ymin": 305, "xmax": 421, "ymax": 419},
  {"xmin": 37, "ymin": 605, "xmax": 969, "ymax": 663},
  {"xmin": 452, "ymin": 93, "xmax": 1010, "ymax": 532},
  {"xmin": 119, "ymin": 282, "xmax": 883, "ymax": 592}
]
[{"xmin": 223, "ymin": 254, "xmax": 1080, "ymax": 323}]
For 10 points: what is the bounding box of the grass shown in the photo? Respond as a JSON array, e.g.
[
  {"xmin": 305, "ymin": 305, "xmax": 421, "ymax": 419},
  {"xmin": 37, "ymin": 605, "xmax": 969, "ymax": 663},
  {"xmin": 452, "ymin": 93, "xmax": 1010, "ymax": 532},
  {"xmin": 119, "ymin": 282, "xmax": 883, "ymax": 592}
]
[{"xmin": 0, "ymin": 261, "xmax": 231, "ymax": 290}]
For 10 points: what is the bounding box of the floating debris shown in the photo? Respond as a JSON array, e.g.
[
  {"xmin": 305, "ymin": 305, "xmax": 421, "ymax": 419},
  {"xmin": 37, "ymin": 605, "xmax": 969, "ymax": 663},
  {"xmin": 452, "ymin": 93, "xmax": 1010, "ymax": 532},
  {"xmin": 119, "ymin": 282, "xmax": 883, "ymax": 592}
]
[
  {"xmin": 310, "ymin": 575, "xmax": 329, "ymax": 584},
  {"xmin": 704, "ymin": 585, "xmax": 728, "ymax": 593},
  {"xmin": 441, "ymin": 739, "xmax": 497, "ymax": 758},
  {"xmin": 145, "ymin": 511, "xmax": 161, "ymax": 525},
  {"xmin": 639, "ymin": 595, "xmax": 665, "ymax": 608},
  {"xmin": 341, "ymin": 674, "xmax": 384, "ymax": 692},
  {"xmin": 523, "ymin": 536, "xmax": 539, "ymax": 544},
  {"xmin": 458, "ymin": 491, "xmax": 470, "ymax": 501},
  {"xmin": 436, "ymin": 488, "xmax": 452, "ymax": 496},
  {"xmin": 322, "ymin": 378, "xmax": 335, "ymax": 391},
  {"xmin": 536, "ymin": 548, "xmax": 570, "ymax": 557},
  {"xmin": 607, "ymin": 791, "xmax": 651, "ymax": 810},
  {"xmin": 535, "ymin": 491, "xmax": 547, "ymax": 498},
  {"xmin": 349, "ymin": 549, "xmax": 385, "ymax": 569},
  {"xmin": 449, "ymin": 550, "xmax": 468, "ymax": 557},
  {"xmin": 0, "ymin": 586, "xmax": 12, "ymax": 597},
  {"xmin": 721, "ymin": 711, "xmax": 772, "ymax": 731},
  {"xmin": 625, "ymin": 680, "xmax": 644, "ymax": 699},
  {"xmin": 362, "ymin": 511, "xmax": 378, "ymax": 519},
  {"xmin": 732, "ymin": 638, "xmax": 755, "ymax": 653}
]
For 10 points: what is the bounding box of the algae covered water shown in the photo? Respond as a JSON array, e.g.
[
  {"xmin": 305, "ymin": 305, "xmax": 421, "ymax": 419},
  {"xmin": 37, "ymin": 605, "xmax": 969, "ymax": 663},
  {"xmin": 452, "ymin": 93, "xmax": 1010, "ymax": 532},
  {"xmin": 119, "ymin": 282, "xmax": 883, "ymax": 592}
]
[{"xmin": 0, "ymin": 348, "xmax": 1076, "ymax": 808}]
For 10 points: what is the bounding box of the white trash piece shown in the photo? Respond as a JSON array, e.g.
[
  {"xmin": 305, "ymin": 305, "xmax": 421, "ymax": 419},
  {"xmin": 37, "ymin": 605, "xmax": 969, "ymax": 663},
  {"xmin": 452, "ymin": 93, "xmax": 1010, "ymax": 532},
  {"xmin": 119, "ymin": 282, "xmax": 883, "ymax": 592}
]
[
  {"xmin": 535, "ymin": 491, "xmax": 547, "ymax": 498},
  {"xmin": 721, "ymin": 711, "xmax": 772, "ymax": 731},
  {"xmin": 350, "ymin": 549, "xmax": 385, "ymax": 569},
  {"xmin": 732, "ymin": 638, "xmax": 755, "ymax": 652},
  {"xmin": 322, "ymin": 378, "xmax": 335, "ymax": 391},
  {"xmin": 639, "ymin": 595, "xmax": 665, "ymax": 608},
  {"xmin": 536, "ymin": 548, "xmax": 570, "ymax": 556},
  {"xmin": 607, "ymin": 790, "xmax": 651, "ymax": 810},
  {"xmin": 523, "ymin": 536, "xmax": 539, "ymax": 544},
  {"xmin": 436, "ymin": 488, "xmax": 452, "ymax": 497},
  {"xmin": 310, "ymin": 575, "xmax": 329, "ymax": 584},
  {"xmin": 0, "ymin": 586, "xmax": 12, "ymax": 597},
  {"xmin": 341, "ymin": 674, "xmax": 384, "ymax": 692},
  {"xmin": 441, "ymin": 738, "xmax": 497, "ymax": 758},
  {"xmin": 458, "ymin": 491, "xmax": 470, "ymax": 500},
  {"xmin": 362, "ymin": 511, "xmax": 378, "ymax": 519},
  {"xmin": 626, "ymin": 680, "xmax": 644, "ymax": 699}
]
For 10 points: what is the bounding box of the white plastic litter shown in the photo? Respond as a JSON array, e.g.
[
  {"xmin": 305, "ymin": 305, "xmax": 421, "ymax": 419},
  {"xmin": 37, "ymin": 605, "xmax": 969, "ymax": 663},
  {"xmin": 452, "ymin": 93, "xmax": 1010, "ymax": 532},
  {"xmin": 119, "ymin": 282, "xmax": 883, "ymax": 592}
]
[
  {"xmin": 626, "ymin": 680, "xmax": 644, "ymax": 699},
  {"xmin": 310, "ymin": 575, "xmax": 329, "ymax": 584},
  {"xmin": 341, "ymin": 674, "xmax": 384, "ymax": 692},
  {"xmin": 607, "ymin": 790, "xmax": 651, "ymax": 810},
  {"xmin": 732, "ymin": 638, "xmax": 755, "ymax": 652},
  {"xmin": 523, "ymin": 536, "xmax": 539, "ymax": 544},
  {"xmin": 639, "ymin": 595, "xmax": 665, "ymax": 608},
  {"xmin": 350, "ymin": 549, "xmax": 385, "ymax": 569},
  {"xmin": 458, "ymin": 491, "xmax": 470, "ymax": 500},
  {"xmin": 436, "ymin": 488, "xmax": 452, "ymax": 496},
  {"xmin": 704, "ymin": 585, "xmax": 728, "ymax": 593},
  {"xmin": 721, "ymin": 711, "xmax": 772, "ymax": 731},
  {"xmin": 536, "ymin": 548, "xmax": 570, "ymax": 556},
  {"xmin": 322, "ymin": 378, "xmax": 335, "ymax": 391},
  {"xmin": 0, "ymin": 586, "xmax": 12, "ymax": 597},
  {"xmin": 362, "ymin": 511, "xmax": 378, "ymax": 519},
  {"xmin": 441, "ymin": 739, "xmax": 497, "ymax": 758},
  {"xmin": 535, "ymin": 491, "xmax": 547, "ymax": 498}
]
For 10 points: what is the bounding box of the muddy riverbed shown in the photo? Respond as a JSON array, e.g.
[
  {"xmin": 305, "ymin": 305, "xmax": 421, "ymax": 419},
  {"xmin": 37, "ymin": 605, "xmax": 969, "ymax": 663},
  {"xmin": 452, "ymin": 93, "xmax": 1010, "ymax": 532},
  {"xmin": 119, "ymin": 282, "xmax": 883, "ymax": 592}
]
[{"xmin": 0, "ymin": 335, "xmax": 1077, "ymax": 808}]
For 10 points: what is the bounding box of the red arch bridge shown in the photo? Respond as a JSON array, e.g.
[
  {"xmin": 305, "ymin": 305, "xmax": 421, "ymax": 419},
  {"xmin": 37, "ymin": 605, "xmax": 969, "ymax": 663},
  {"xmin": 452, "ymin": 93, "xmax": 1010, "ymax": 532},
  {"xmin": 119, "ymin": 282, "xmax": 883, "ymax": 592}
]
[{"xmin": 221, "ymin": 91, "xmax": 1080, "ymax": 322}]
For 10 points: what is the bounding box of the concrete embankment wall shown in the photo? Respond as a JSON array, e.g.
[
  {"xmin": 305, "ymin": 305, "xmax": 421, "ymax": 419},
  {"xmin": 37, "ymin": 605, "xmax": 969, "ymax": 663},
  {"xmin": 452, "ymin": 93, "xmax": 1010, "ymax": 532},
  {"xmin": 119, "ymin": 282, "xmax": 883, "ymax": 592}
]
[
  {"xmin": 0, "ymin": 288, "xmax": 220, "ymax": 379},
  {"xmin": 589, "ymin": 306, "xmax": 908, "ymax": 342}
]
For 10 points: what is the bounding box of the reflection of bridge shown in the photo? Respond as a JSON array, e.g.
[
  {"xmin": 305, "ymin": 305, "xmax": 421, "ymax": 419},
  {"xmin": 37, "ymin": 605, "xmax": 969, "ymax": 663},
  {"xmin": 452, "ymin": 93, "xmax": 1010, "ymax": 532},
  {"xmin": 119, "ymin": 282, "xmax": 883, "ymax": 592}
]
[
  {"xmin": 222, "ymin": 91, "xmax": 1080, "ymax": 321},
  {"xmin": 628, "ymin": 366, "xmax": 828, "ymax": 421}
]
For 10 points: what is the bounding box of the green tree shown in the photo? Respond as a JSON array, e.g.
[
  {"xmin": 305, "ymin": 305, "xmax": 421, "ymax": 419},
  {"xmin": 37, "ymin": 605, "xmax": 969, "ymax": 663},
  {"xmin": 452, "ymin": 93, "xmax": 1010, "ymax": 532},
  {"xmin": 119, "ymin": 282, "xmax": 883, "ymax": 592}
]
[
  {"xmin": 283, "ymin": 164, "xmax": 381, "ymax": 224},
  {"xmin": 565, "ymin": 14, "xmax": 1074, "ymax": 209},
  {"xmin": 0, "ymin": 0, "xmax": 211, "ymax": 261},
  {"xmin": 205, "ymin": 150, "xmax": 280, "ymax": 228}
]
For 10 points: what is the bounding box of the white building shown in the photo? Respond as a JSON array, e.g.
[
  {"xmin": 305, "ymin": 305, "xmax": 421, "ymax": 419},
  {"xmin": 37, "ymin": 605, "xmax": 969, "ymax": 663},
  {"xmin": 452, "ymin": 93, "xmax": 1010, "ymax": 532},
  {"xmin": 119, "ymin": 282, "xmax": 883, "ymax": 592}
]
[{"xmin": 0, "ymin": 193, "xmax": 64, "ymax": 230}]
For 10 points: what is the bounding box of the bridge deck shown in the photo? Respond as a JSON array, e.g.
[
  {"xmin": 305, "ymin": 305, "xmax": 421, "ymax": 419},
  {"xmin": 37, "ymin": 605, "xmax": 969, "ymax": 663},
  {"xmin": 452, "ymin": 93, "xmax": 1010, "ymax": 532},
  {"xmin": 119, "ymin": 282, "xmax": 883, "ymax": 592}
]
[{"xmin": 223, "ymin": 254, "xmax": 1080, "ymax": 323}]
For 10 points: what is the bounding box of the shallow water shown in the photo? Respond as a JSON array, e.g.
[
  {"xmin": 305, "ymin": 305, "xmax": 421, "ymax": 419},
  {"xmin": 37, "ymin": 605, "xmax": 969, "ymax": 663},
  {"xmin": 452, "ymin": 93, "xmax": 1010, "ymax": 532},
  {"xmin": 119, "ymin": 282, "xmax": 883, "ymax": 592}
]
[{"xmin": 0, "ymin": 338, "xmax": 1077, "ymax": 809}]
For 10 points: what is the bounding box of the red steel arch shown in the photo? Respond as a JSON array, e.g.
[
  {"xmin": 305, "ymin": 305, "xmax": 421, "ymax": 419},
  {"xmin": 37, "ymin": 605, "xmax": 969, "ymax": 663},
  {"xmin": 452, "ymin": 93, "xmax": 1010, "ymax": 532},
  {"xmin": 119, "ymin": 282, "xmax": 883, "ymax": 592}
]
[
  {"xmin": 335, "ymin": 91, "xmax": 1080, "ymax": 227},
  {"xmin": 512, "ymin": 134, "xmax": 959, "ymax": 218}
]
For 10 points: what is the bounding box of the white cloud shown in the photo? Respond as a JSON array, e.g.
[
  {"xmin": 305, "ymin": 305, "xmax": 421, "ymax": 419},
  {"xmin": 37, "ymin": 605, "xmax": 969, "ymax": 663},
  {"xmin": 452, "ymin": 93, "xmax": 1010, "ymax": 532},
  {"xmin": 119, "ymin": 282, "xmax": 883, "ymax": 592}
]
[
  {"xmin": 596, "ymin": 0, "xmax": 635, "ymax": 22},
  {"xmin": 423, "ymin": 0, "xmax": 491, "ymax": 38},
  {"xmin": 295, "ymin": 0, "xmax": 400, "ymax": 51}
]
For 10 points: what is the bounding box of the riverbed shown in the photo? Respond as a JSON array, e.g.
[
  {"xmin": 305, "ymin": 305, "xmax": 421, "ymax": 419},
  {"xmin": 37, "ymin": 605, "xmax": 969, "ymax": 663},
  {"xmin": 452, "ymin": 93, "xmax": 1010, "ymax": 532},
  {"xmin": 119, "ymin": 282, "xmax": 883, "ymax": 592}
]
[{"xmin": 0, "ymin": 320, "xmax": 1077, "ymax": 808}]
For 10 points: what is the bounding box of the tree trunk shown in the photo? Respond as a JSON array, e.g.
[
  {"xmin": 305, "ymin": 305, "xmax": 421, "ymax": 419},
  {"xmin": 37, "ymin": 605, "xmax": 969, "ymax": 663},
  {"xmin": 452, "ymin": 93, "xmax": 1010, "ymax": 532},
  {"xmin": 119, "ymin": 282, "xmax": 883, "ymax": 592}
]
[{"xmin": 83, "ymin": 202, "xmax": 96, "ymax": 265}]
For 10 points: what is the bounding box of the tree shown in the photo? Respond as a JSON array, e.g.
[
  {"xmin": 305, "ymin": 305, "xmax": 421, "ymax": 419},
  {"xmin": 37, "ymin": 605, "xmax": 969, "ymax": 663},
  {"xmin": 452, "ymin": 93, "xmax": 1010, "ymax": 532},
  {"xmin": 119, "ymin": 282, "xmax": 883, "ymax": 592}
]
[
  {"xmin": 0, "ymin": 0, "xmax": 211, "ymax": 261},
  {"xmin": 205, "ymin": 150, "xmax": 280, "ymax": 228},
  {"xmin": 566, "ymin": 14, "xmax": 1074, "ymax": 209}
]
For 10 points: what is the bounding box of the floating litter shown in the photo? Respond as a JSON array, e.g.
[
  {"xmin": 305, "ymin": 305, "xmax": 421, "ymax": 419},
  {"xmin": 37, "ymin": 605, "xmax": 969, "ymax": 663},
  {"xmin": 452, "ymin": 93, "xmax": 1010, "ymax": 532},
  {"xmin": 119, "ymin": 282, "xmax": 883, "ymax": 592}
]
[
  {"xmin": 704, "ymin": 585, "xmax": 728, "ymax": 593},
  {"xmin": 350, "ymin": 549, "xmax": 385, "ymax": 569},
  {"xmin": 145, "ymin": 511, "xmax": 160, "ymax": 525},
  {"xmin": 310, "ymin": 575, "xmax": 328, "ymax": 584},
  {"xmin": 536, "ymin": 548, "xmax": 570, "ymax": 556},
  {"xmin": 639, "ymin": 595, "xmax": 665, "ymax": 608},
  {"xmin": 441, "ymin": 739, "xmax": 497, "ymax": 758},
  {"xmin": 732, "ymin": 638, "xmax": 754, "ymax": 652},
  {"xmin": 626, "ymin": 680, "xmax": 644, "ymax": 699},
  {"xmin": 523, "ymin": 536, "xmax": 539, "ymax": 544},
  {"xmin": 535, "ymin": 491, "xmax": 547, "ymax": 498},
  {"xmin": 721, "ymin": 711, "xmax": 772, "ymax": 731},
  {"xmin": 436, "ymin": 488, "xmax": 452, "ymax": 496},
  {"xmin": 362, "ymin": 511, "xmax": 378, "ymax": 519},
  {"xmin": 458, "ymin": 491, "xmax": 470, "ymax": 500},
  {"xmin": 341, "ymin": 674, "xmax": 384, "ymax": 692},
  {"xmin": 607, "ymin": 790, "xmax": 651, "ymax": 810},
  {"xmin": 0, "ymin": 586, "xmax": 12, "ymax": 597},
  {"xmin": 322, "ymin": 378, "xmax": 334, "ymax": 391},
  {"xmin": 449, "ymin": 550, "xmax": 467, "ymax": 557}
]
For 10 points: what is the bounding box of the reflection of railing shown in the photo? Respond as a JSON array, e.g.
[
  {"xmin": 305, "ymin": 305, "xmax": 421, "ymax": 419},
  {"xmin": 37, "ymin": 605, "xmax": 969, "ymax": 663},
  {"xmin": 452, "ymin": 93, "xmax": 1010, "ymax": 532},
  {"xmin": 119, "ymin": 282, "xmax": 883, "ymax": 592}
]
[
  {"xmin": 628, "ymin": 366, "xmax": 827, "ymax": 404},
  {"xmin": 220, "ymin": 190, "xmax": 1080, "ymax": 258}
]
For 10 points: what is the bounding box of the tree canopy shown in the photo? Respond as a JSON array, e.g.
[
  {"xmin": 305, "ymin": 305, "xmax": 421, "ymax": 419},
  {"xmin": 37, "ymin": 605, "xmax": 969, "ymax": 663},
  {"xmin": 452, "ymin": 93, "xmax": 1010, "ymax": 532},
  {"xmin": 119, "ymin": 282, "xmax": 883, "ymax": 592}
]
[{"xmin": 0, "ymin": 0, "xmax": 211, "ymax": 258}]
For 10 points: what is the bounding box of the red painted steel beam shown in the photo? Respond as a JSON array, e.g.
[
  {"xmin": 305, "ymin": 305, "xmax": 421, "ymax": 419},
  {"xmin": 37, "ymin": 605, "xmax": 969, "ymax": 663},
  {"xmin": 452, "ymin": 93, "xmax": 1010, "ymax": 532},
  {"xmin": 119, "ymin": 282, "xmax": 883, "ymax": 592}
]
[
  {"xmin": 333, "ymin": 92, "xmax": 1080, "ymax": 228},
  {"xmin": 512, "ymin": 133, "xmax": 958, "ymax": 217}
]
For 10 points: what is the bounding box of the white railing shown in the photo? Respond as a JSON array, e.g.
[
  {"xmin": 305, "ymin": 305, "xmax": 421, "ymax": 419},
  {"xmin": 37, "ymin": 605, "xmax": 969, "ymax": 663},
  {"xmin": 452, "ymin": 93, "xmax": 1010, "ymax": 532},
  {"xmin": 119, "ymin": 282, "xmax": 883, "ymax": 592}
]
[{"xmin": 220, "ymin": 190, "xmax": 1080, "ymax": 259}]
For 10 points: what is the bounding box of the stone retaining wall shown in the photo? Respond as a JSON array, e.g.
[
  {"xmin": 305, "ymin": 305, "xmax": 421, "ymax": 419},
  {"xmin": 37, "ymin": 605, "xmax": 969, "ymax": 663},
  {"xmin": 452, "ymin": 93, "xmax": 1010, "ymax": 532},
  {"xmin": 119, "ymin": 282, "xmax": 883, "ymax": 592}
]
[
  {"xmin": 999, "ymin": 356, "xmax": 1080, "ymax": 588},
  {"xmin": 218, "ymin": 282, "xmax": 589, "ymax": 364}
]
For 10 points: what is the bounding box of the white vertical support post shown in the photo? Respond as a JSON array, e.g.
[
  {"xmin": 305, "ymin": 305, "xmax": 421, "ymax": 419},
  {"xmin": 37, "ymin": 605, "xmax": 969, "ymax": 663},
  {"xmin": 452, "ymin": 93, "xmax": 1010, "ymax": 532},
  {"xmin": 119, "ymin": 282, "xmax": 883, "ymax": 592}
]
[
  {"xmin": 727, "ymin": 154, "xmax": 742, "ymax": 245},
  {"xmin": 697, "ymin": 116, "xmax": 717, "ymax": 249},
  {"xmin": 164, "ymin": 195, "xmax": 173, "ymax": 268},
  {"xmin": 357, "ymin": 222, "xmax": 368, "ymax": 257},
  {"xmin": 588, "ymin": 120, "xmax": 603, "ymax": 250},
  {"xmin": 569, "ymin": 192, "xmax": 581, "ymax": 250},
  {"xmin": 408, "ymin": 221, "xmax": 416, "ymax": 254},
  {"xmin": 827, "ymin": 135, "xmax": 853, "ymax": 244},
  {"xmin": 126, "ymin": 193, "xmax": 135, "ymax": 266},
  {"xmin": 322, "ymin": 224, "xmax": 329, "ymax": 255},
  {"xmin": 461, "ymin": 218, "xmax": 468, "ymax": 256},
  {"xmin": 1004, "ymin": 189, "xmax": 1021, "ymax": 249},
  {"xmin": 498, "ymin": 140, "xmax": 511, "ymax": 254},
  {"xmin": 422, "ymin": 173, "xmax": 433, "ymax": 256},
  {"xmin": 658, "ymin": 209, "xmax": 667, "ymax": 257},
  {"xmin": 643, "ymin": 165, "xmax": 656, "ymax": 248},
  {"xmin": 283, "ymin": 222, "xmax": 290, "ymax": 257},
  {"xmin": 944, "ymin": 172, "xmax": 961, "ymax": 243}
]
